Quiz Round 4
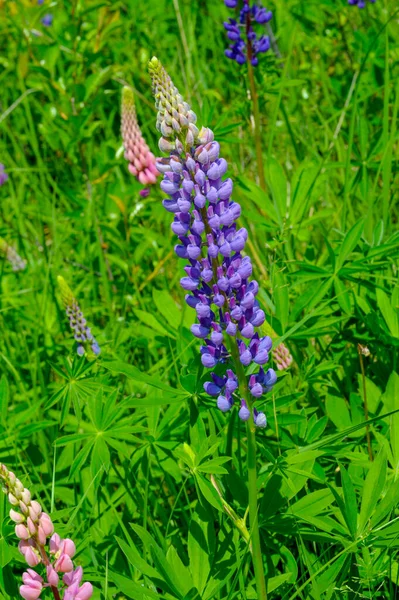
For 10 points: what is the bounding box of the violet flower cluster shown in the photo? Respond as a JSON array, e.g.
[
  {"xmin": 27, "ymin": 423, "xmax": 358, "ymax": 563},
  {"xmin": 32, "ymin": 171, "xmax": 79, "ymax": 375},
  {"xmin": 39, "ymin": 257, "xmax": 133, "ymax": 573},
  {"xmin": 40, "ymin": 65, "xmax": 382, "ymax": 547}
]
[
  {"xmin": 121, "ymin": 87, "xmax": 159, "ymax": 198},
  {"xmin": 149, "ymin": 57, "xmax": 277, "ymax": 428},
  {"xmin": 348, "ymin": 0, "xmax": 375, "ymax": 6},
  {"xmin": 0, "ymin": 163, "xmax": 9, "ymax": 186},
  {"xmin": 224, "ymin": 0, "xmax": 272, "ymax": 66},
  {"xmin": 57, "ymin": 276, "xmax": 100, "ymax": 357},
  {"xmin": 0, "ymin": 464, "xmax": 93, "ymax": 600},
  {"xmin": 0, "ymin": 237, "xmax": 27, "ymax": 271}
]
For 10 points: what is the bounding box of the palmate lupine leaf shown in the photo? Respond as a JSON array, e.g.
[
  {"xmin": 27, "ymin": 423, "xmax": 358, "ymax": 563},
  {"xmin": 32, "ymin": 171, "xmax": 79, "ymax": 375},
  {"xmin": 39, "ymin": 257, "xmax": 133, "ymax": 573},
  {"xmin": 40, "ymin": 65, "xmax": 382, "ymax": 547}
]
[{"xmin": 55, "ymin": 389, "xmax": 145, "ymax": 479}]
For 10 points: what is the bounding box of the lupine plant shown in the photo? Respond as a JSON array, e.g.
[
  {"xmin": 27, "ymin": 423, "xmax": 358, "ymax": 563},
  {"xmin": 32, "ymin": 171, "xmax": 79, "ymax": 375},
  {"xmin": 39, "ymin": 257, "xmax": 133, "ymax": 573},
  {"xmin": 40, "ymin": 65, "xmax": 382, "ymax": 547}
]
[
  {"xmin": 0, "ymin": 465, "xmax": 93, "ymax": 600},
  {"xmin": 149, "ymin": 55, "xmax": 278, "ymax": 599}
]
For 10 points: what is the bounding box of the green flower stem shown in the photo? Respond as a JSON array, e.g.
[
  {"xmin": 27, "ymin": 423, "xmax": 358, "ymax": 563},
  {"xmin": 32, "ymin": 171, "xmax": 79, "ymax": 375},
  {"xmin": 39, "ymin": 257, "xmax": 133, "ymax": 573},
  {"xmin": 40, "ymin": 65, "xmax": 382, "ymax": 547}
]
[
  {"xmin": 245, "ymin": 12, "xmax": 266, "ymax": 192},
  {"xmin": 246, "ymin": 419, "xmax": 267, "ymax": 600},
  {"xmin": 228, "ymin": 340, "xmax": 268, "ymax": 600}
]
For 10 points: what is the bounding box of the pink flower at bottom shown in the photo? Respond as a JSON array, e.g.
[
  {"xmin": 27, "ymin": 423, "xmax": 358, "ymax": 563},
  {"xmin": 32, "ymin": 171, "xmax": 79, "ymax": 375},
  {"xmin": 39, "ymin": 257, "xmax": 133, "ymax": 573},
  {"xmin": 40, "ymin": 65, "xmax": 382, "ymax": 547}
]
[
  {"xmin": 20, "ymin": 570, "xmax": 43, "ymax": 600},
  {"xmin": 64, "ymin": 582, "xmax": 93, "ymax": 600}
]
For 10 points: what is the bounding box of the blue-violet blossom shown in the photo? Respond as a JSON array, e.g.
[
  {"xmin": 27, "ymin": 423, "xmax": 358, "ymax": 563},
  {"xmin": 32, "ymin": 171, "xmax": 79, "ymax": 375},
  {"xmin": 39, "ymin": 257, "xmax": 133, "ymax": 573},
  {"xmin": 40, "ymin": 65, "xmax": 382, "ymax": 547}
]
[
  {"xmin": 348, "ymin": 0, "xmax": 375, "ymax": 6},
  {"xmin": 149, "ymin": 57, "xmax": 277, "ymax": 427},
  {"xmin": 0, "ymin": 164, "xmax": 8, "ymax": 186},
  {"xmin": 57, "ymin": 276, "xmax": 100, "ymax": 357},
  {"xmin": 224, "ymin": 0, "xmax": 272, "ymax": 66},
  {"xmin": 41, "ymin": 14, "xmax": 53, "ymax": 27}
]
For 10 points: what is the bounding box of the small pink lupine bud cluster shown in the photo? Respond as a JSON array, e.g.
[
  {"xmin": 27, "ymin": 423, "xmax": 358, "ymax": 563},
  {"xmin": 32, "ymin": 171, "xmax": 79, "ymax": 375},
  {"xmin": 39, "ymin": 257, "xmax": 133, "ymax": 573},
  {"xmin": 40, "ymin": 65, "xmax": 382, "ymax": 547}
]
[
  {"xmin": 0, "ymin": 464, "xmax": 93, "ymax": 600},
  {"xmin": 121, "ymin": 86, "xmax": 159, "ymax": 196},
  {"xmin": 272, "ymin": 342, "xmax": 293, "ymax": 371}
]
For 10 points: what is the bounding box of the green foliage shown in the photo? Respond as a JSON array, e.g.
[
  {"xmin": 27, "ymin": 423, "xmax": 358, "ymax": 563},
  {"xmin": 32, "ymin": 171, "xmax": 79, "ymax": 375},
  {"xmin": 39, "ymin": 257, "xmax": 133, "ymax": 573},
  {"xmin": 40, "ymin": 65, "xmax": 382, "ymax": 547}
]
[{"xmin": 0, "ymin": 0, "xmax": 398, "ymax": 598}]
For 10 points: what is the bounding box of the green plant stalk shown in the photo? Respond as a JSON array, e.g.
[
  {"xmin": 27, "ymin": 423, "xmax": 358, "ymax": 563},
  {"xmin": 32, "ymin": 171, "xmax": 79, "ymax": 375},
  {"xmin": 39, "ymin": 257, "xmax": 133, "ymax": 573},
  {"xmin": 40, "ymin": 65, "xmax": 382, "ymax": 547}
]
[
  {"xmin": 246, "ymin": 420, "xmax": 267, "ymax": 600},
  {"xmin": 245, "ymin": 14, "xmax": 266, "ymax": 192},
  {"xmin": 228, "ymin": 340, "xmax": 268, "ymax": 600}
]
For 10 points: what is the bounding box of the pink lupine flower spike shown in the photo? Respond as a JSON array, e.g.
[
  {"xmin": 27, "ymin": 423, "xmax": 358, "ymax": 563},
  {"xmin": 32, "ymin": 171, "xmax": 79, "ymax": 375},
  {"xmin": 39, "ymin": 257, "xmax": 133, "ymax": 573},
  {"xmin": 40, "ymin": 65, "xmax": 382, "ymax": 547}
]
[
  {"xmin": 121, "ymin": 86, "xmax": 159, "ymax": 196},
  {"xmin": 0, "ymin": 464, "xmax": 93, "ymax": 600}
]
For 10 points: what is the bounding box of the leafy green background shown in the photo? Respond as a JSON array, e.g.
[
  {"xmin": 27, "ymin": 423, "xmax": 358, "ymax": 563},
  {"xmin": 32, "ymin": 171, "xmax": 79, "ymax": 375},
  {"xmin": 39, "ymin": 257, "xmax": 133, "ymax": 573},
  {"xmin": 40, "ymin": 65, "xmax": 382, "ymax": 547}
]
[{"xmin": 0, "ymin": 0, "xmax": 398, "ymax": 598}]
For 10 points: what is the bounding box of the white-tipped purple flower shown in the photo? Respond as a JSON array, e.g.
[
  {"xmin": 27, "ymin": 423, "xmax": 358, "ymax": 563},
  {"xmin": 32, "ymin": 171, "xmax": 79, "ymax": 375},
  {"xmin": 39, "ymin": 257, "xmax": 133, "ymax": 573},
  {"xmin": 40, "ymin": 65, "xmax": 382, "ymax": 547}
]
[
  {"xmin": 217, "ymin": 394, "xmax": 233, "ymax": 412},
  {"xmin": 254, "ymin": 409, "xmax": 267, "ymax": 428},
  {"xmin": 239, "ymin": 399, "xmax": 251, "ymax": 421}
]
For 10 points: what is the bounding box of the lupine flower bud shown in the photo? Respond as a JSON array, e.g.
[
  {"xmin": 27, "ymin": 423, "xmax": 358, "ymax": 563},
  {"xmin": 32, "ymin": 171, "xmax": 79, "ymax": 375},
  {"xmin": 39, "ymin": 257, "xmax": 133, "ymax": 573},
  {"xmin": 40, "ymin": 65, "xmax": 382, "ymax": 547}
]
[
  {"xmin": 121, "ymin": 87, "xmax": 159, "ymax": 195},
  {"xmin": 149, "ymin": 58, "xmax": 277, "ymax": 428},
  {"xmin": 19, "ymin": 541, "xmax": 41, "ymax": 567},
  {"xmin": 16, "ymin": 524, "xmax": 30, "ymax": 540},
  {"xmin": 10, "ymin": 509, "xmax": 25, "ymax": 523},
  {"xmin": 224, "ymin": 0, "xmax": 272, "ymax": 67},
  {"xmin": 0, "ymin": 237, "xmax": 26, "ymax": 271},
  {"xmin": 57, "ymin": 276, "xmax": 101, "ymax": 357}
]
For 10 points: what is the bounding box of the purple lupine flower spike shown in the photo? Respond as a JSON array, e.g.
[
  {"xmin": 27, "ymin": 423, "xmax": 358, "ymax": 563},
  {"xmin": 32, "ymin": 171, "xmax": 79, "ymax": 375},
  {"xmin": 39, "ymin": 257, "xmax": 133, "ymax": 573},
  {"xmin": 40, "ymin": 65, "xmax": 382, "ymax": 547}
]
[
  {"xmin": 57, "ymin": 276, "xmax": 101, "ymax": 357},
  {"xmin": 0, "ymin": 164, "xmax": 9, "ymax": 186},
  {"xmin": 224, "ymin": 0, "xmax": 272, "ymax": 67},
  {"xmin": 348, "ymin": 0, "xmax": 375, "ymax": 6},
  {"xmin": 0, "ymin": 238, "xmax": 26, "ymax": 271},
  {"xmin": 148, "ymin": 57, "xmax": 276, "ymax": 428}
]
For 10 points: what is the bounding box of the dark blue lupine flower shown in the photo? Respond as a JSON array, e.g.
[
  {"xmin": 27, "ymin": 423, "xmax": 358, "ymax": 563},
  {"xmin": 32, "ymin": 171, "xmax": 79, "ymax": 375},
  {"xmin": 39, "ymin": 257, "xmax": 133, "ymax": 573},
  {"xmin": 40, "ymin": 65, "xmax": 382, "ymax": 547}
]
[
  {"xmin": 224, "ymin": 0, "xmax": 272, "ymax": 67},
  {"xmin": 149, "ymin": 57, "xmax": 277, "ymax": 427},
  {"xmin": 0, "ymin": 164, "xmax": 8, "ymax": 186},
  {"xmin": 57, "ymin": 276, "xmax": 101, "ymax": 357},
  {"xmin": 41, "ymin": 14, "xmax": 53, "ymax": 26},
  {"xmin": 348, "ymin": 0, "xmax": 375, "ymax": 6}
]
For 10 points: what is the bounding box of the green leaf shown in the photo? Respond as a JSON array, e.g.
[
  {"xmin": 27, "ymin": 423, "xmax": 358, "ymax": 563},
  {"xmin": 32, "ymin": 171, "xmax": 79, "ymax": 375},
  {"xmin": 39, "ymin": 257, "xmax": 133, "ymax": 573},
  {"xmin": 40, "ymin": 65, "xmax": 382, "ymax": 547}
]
[
  {"xmin": 326, "ymin": 395, "xmax": 352, "ymax": 430},
  {"xmin": 358, "ymin": 449, "xmax": 387, "ymax": 535},
  {"xmin": 134, "ymin": 308, "xmax": 175, "ymax": 338},
  {"xmin": 376, "ymin": 288, "xmax": 399, "ymax": 337},
  {"xmin": 188, "ymin": 509, "xmax": 213, "ymax": 594},
  {"xmin": 195, "ymin": 473, "xmax": 223, "ymax": 511},
  {"xmin": 340, "ymin": 465, "xmax": 357, "ymax": 537},
  {"xmin": 103, "ymin": 360, "xmax": 188, "ymax": 398},
  {"xmin": 336, "ymin": 219, "xmax": 364, "ymax": 269},
  {"xmin": 0, "ymin": 375, "xmax": 9, "ymax": 426}
]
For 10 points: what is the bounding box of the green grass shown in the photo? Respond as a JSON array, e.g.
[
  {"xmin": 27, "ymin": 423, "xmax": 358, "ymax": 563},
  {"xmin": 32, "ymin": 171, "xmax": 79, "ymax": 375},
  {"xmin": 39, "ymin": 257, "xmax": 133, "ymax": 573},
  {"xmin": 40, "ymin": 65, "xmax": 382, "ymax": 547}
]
[{"xmin": 0, "ymin": 0, "xmax": 398, "ymax": 598}]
